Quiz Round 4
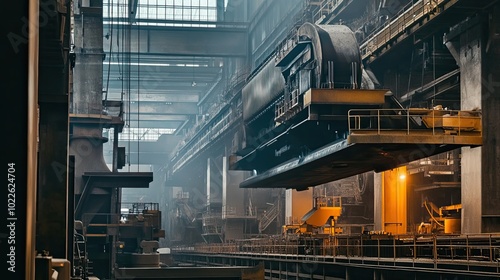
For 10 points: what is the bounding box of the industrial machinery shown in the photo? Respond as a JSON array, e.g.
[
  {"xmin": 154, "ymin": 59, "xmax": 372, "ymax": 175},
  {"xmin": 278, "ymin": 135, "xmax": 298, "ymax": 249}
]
[
  {"xmin": 224, "ymin": 21, "xmax": 482, "ymax": 264},
  {"xmin": 72, "ymin": 203, "xmax": 165, "ymax": 279},
  {"xmin": 231, "ymin": 22, "xmax": 481, "ymax": 191},
  {"xmin": 419, "ymin": 200, "xmax": 462, "ymax": 234},
  {"xmin": 233, "ymin": 23, "xmax": 384, "ymax": 176},
  {"xmin": 282, "ymin": 196, "xmax": 342, "ymax": 238},
  {"xmin": 68, "ymin": 2, "xmax": 165, "ymax": 279}
]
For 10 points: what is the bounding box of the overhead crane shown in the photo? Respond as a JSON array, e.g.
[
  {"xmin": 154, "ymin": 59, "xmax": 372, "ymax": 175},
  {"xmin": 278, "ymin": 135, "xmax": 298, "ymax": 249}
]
[
  {"xmin": 225, "ymin": 20, "xmax": 483, "ymax": 267},
  {"xmin": 230, "ymin": 21, "xmax": 481, "ymax": 190}
]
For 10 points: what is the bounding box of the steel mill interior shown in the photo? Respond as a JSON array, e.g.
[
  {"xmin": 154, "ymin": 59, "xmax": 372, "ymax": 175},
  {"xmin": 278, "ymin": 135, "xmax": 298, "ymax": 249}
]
[{"xmin": 6, "ymin": 0, "xmax": 500, "ymax": 279}]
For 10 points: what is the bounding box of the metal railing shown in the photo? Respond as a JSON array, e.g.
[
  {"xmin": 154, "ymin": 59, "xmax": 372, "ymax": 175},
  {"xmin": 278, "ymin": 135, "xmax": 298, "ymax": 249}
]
[
  {"xmin": 173, "ymin": 233, "xmax": 500, "ymax": 274},
  {"xmin": 223, "ymin": 206, "xmax": 258, "ymax": 219},
  {"xmin": 275, "ymin": 89, "xmax": 300, "ymax": 121},
  {"xmin": 348, "ymin": 108, "xmax": 482, "ymax": 136},
  {"xmin": 360, "ymin": 0, "xmax": 446, "ymax": 60},
  {"xmin": 121, "ymin": 202, "xmax": 159, "ymax": 213},
  {"xmin": 310, "ymin": 0, "xmax": 346, "ymax": 24}
]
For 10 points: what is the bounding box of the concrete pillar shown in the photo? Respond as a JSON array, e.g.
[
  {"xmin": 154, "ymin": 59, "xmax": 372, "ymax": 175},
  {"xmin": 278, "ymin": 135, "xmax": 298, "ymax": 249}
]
[
  {"xmin": 445, "ymin": 7, "xmax": 500, "ymax": 233},
  {"xmin": 222, "ymin": 156, "xmax": 250, "ymax": 240},
  {"xmin": 72, "ymin": 4, "xmax": 104, "ymax": 115},
  {"xmin": 373, "ymin": 172, "xmax": 383, "ymax": 231},
  {"xmin": 459, "ymin": 21, "xmax": 483, "ymax": 234},
  {"xmin": 70, "ymin": 1, "xmax": 111, "ymax": 220},
  {"xmin": 481, "ymin": 5, "xmax": 500, "ymax": 233}
]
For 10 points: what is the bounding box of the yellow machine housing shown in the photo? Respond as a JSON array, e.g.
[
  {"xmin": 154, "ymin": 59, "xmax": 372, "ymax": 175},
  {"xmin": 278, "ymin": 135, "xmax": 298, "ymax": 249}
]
[{"xmin": 283, "ymin": 196, "xmax": 342, "ymax": 237}]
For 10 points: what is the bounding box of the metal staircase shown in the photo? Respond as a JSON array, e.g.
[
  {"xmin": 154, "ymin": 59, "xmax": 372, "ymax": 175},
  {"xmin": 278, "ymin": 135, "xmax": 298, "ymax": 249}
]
[
  {"xmin": 258, "ymin": 201, "xmax": 280, "ymax": 233},
  {"xmin": 73, "ymin": 228, "xmax": 91, "ymax": 279}
]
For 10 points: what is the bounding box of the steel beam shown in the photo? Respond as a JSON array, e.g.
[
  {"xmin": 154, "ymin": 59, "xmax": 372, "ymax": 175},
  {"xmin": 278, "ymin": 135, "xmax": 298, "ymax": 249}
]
[
  {"xmin": 103, "ymin": 24, "xmax": 247, "ymax": 57},
  {"xmin": 106, "ymin": 92, "xmax": 199, "ymax": 103},
  {"xmin": 103, "ymin": 64, "xmax": 224, "ymax": 75},
  {"xmin": 124, "ymin": 114, "xmax": 190, "ymax": 129},
  {"xmin": 105, "ymin": 79, "xmax": 214, "ymax": 91},
  {"xmin": 347, "ymin": 132, "xmax": 482, "ymax": 146},
  {"xmin": 125, "ymin": 113, "xmax": 189, "ymax": 121},
  {"xmin": 123, "ymin": 120, "xmax": 183, "ymax": 129},
  {"xmin": 125, "ymin": 101, "xmax": 198, "ymax": 115},
  {"xmin": 303, "ymin": 88, "xmax": 387, "ymax": 107},
  {"xmin": 360, "ymin": 0, "xmax": 498, "ymax": 64}
]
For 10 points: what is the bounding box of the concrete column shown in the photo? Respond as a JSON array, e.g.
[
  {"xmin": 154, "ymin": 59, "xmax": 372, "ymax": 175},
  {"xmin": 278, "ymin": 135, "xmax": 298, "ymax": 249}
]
[
  {"xmin": 72, "ymin": 4, "xmax": 104, "ymax": 115},
  {"xmin": 459, "ymin": 21, "xmax": 483, "ymax": 234},
  {"xmin": 481, "ymin": 5, "xmax": 500, "ymax": 232},
  {"xmin": 70, "ymin": 2, "xmax": 111, "ymax": 222},
  {"xmin": 373, "ymin": 172, "xmax": 383, "ymax": 231},
  {"xmin": 222, "ymin": 155, "xmax": 249, "ymax": 240},
  {"xmin": 445, "ymin": 6, "xmax": 500, "ymax": 233}
]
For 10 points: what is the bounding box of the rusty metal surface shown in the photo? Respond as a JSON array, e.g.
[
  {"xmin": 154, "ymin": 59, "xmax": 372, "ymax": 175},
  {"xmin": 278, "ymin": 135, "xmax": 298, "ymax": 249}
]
[
  {"xmin": 348, "ymin": 132, "xmax": 482, "ymax": 145},
  {"xmin": 303, "ymin": 88, "xmax": 388, "ymax": 107}
]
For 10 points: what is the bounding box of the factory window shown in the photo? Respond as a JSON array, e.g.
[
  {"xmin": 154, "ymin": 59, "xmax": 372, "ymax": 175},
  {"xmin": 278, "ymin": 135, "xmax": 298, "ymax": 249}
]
[
  {"xmin": 104, "ymin": 0, "xmax": 218, "ymax": 26},
  {"xmin": 107, "ymin": 127, "xmax": 175, "ymax": 142},
  {"xmin": 138, "ymin": 0, "xmax": 213, "ymax": 23}
]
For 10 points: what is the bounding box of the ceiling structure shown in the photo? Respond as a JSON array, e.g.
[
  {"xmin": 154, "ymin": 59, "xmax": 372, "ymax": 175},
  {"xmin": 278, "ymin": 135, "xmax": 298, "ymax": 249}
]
[{"xmin": 101, "ymin": 0, "xmax": 247, "ymax": 139}]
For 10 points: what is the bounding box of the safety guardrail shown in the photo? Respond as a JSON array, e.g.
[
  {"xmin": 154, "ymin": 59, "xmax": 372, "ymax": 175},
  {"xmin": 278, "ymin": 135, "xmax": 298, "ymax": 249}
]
[
  {"xmin": 348, "ymin": 108, "xmax": 482, "ymax": 136},
  {"xmin": 360, "ymin": 0, "xmax": 447, "ymax": 60},
  {"xmin": 173, "ymin": 233, "xmax": 500, "ymax": 272}
]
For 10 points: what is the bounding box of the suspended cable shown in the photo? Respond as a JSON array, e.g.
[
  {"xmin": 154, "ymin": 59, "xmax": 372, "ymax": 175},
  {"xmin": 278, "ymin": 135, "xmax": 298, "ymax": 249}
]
[
  {"xmin": 432, "ymin": 35, "xmax": 436, "ymax": 108},
  {"xmin": 137, "ymin": 18, "xmax": 141, "ymax": 171},
  {"xmin": 104, "ymin": 0, "xmax": 114, "ymax": 109},
  {"xmin": 421, "ymin": 41, "xmax": 426, "ymax": 104},
  {"xmin": 424, "ymin": 201, "xmax": 443, "ymax": 227},
  {"xmin": 126, "ymin": 5, "xmax": 132, "ymax": 170},
  {"xmin": 407, "ymin": 48, "xmax": 414, "ymax": 108}
]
